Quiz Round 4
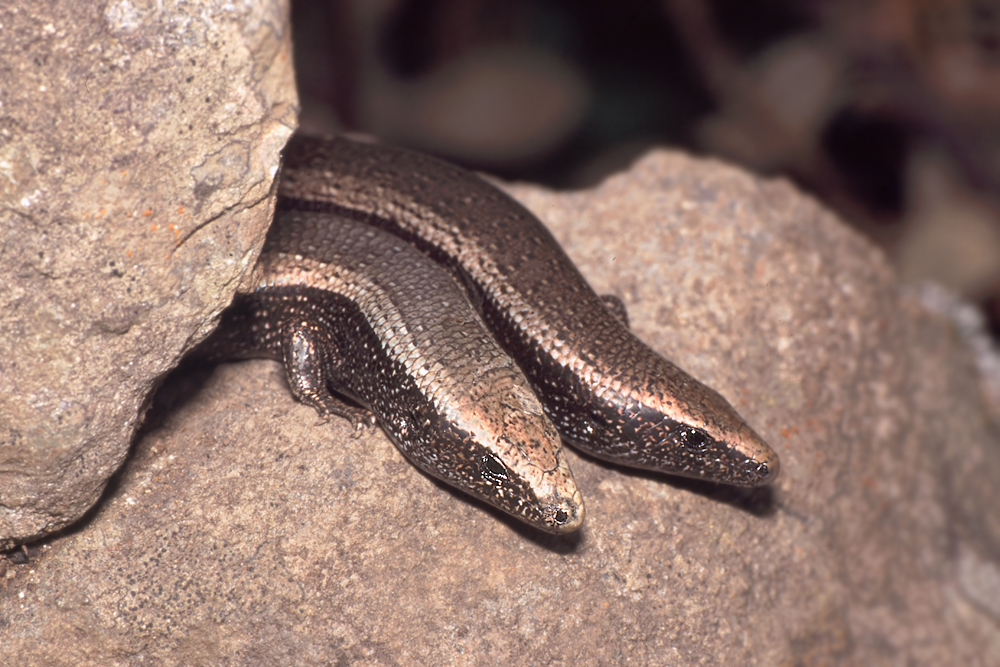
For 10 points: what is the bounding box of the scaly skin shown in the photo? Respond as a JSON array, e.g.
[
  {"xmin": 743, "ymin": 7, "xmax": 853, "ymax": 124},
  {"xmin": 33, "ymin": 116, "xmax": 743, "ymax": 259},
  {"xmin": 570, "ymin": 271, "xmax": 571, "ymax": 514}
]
[
  {"xmin": 278, "ymin": 135, "xmax": 780, "ymax": 487},
  {"xmin": 201, "ymin": 211, "xmax": 584, "ymax": 533}
]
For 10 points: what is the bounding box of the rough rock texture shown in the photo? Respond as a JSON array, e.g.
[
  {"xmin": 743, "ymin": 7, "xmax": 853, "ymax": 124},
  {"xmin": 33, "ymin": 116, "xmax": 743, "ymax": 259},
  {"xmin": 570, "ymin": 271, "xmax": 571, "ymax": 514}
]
[
  {"xmin": 3, "ymin": 149, "xmax": 1000, "ymax": 665},
  {"xmin": 0, "ymin": 1, "xmax": 297, "ymax": 547}
]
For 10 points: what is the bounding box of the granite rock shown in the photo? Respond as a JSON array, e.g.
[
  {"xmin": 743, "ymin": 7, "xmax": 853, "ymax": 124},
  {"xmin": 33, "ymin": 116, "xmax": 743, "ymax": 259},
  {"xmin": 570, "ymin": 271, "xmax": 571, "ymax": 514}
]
[
  {"xmin": 0, "ymin": 0, "xmax": 297, "ymax": 547},
  {"xmin": 2, "ymin": 147, "xmax": 998, "ymax": 664}
]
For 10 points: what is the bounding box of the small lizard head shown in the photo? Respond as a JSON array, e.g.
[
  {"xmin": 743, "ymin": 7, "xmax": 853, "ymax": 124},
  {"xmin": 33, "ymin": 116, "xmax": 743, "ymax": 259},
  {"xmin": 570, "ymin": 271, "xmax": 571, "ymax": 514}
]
[
  {"xmin": 621, "ymin": 383, "xmax": 780, "ymax": 487},
  {"xmin": 561, "ymin": 342, "xmax": 780, "ymax": 487},
  {"xmin": 402, "ymin": 369, "xmax": 585, "ymax": 534}
]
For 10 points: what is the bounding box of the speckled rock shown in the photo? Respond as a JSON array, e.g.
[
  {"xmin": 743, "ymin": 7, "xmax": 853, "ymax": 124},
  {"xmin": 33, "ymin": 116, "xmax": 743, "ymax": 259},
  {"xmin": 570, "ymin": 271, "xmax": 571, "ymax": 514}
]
[
  {"xmin": 2, "ymin": 148, "xmax": 999, "ymax": 665},
  {"xmin": 0, "ymin": 0, "xmax": 297, "ymax": 547}
]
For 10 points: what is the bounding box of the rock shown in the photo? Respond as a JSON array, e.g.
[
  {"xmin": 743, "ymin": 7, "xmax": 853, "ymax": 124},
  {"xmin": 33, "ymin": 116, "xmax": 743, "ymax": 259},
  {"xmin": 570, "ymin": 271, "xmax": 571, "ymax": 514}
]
[
  {"xmin": 361, "ymin": 45, "xmax": 591, "ymax": 167},
  {"xmin": 0, "ymin": 1, "xmax": 297, "ymax": 547},
  {"xmin": 3, "ymin": 147, "xmax": 998, "ymax": 664}
]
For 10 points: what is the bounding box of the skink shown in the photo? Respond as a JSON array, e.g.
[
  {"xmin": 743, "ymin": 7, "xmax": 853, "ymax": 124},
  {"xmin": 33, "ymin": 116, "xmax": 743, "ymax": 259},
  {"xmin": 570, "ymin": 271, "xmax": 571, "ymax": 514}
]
[
  {"xmin": 202, "ymin": 210, "xmax": 584, "ymax": 533},
  {"xmin": 278, "ymin": 136, "xmax": 779, "ymax": 487}
]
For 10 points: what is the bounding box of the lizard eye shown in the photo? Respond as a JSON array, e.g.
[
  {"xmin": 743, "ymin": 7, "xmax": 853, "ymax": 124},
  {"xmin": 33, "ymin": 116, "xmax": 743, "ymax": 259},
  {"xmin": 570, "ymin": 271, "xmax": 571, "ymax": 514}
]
[
  {"xmin": 677, "ymin": 427, "xmax": 712, "ymax": 453},
  {"xmin": 479, "ymin": 453, "xmax": 509, "ymax": 485}
]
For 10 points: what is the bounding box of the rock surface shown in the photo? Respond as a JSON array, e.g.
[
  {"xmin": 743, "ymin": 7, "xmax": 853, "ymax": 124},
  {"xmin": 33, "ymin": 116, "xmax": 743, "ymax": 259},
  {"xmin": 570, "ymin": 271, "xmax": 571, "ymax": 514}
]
[
  {"xmin": 3, "ymin": 146, "xmax": 999, "ymax": 664},
  {"xmin": 0, "ymin": 1, "xmax": 297, "ymax": 547}
]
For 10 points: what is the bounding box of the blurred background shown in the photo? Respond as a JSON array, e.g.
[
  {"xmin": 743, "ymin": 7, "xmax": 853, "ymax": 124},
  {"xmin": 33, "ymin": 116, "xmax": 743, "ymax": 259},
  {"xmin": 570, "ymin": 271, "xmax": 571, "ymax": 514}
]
[{"xmin": 291, "ymin": 0, "xmax": 1000, "ymax": 336}]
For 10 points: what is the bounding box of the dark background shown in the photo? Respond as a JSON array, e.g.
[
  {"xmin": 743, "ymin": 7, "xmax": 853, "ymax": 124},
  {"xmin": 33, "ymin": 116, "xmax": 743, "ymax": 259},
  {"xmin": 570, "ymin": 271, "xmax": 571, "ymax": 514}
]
[{"xmin": 291, "ymin": 0, "xmax": 1000, "ymax": 332}]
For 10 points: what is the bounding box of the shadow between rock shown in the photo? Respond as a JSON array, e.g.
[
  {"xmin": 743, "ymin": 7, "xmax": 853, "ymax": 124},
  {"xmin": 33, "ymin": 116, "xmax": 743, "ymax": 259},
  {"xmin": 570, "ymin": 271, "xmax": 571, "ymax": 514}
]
[{"xmin": 0, "ymin": 358, "xmax": 222, "ymax": 561}]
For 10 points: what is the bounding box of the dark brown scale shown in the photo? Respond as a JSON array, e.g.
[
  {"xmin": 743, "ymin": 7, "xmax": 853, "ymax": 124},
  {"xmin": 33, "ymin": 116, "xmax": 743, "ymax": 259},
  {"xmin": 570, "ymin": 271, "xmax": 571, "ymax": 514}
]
[
  {"xmin": 200, "ymin": 211, "xmax": 584, "ymax": 533},
  {"xmin": 279, "ymin": 136, "xmax": 779, "ymax": 486}
]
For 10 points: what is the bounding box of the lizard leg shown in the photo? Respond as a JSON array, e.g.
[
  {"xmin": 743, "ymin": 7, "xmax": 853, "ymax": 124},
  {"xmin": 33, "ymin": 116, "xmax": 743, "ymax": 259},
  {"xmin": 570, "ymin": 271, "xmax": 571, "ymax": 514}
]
[{"xmin": 281, "ymin": 321, "xmax": 377, "ymax": 432}]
